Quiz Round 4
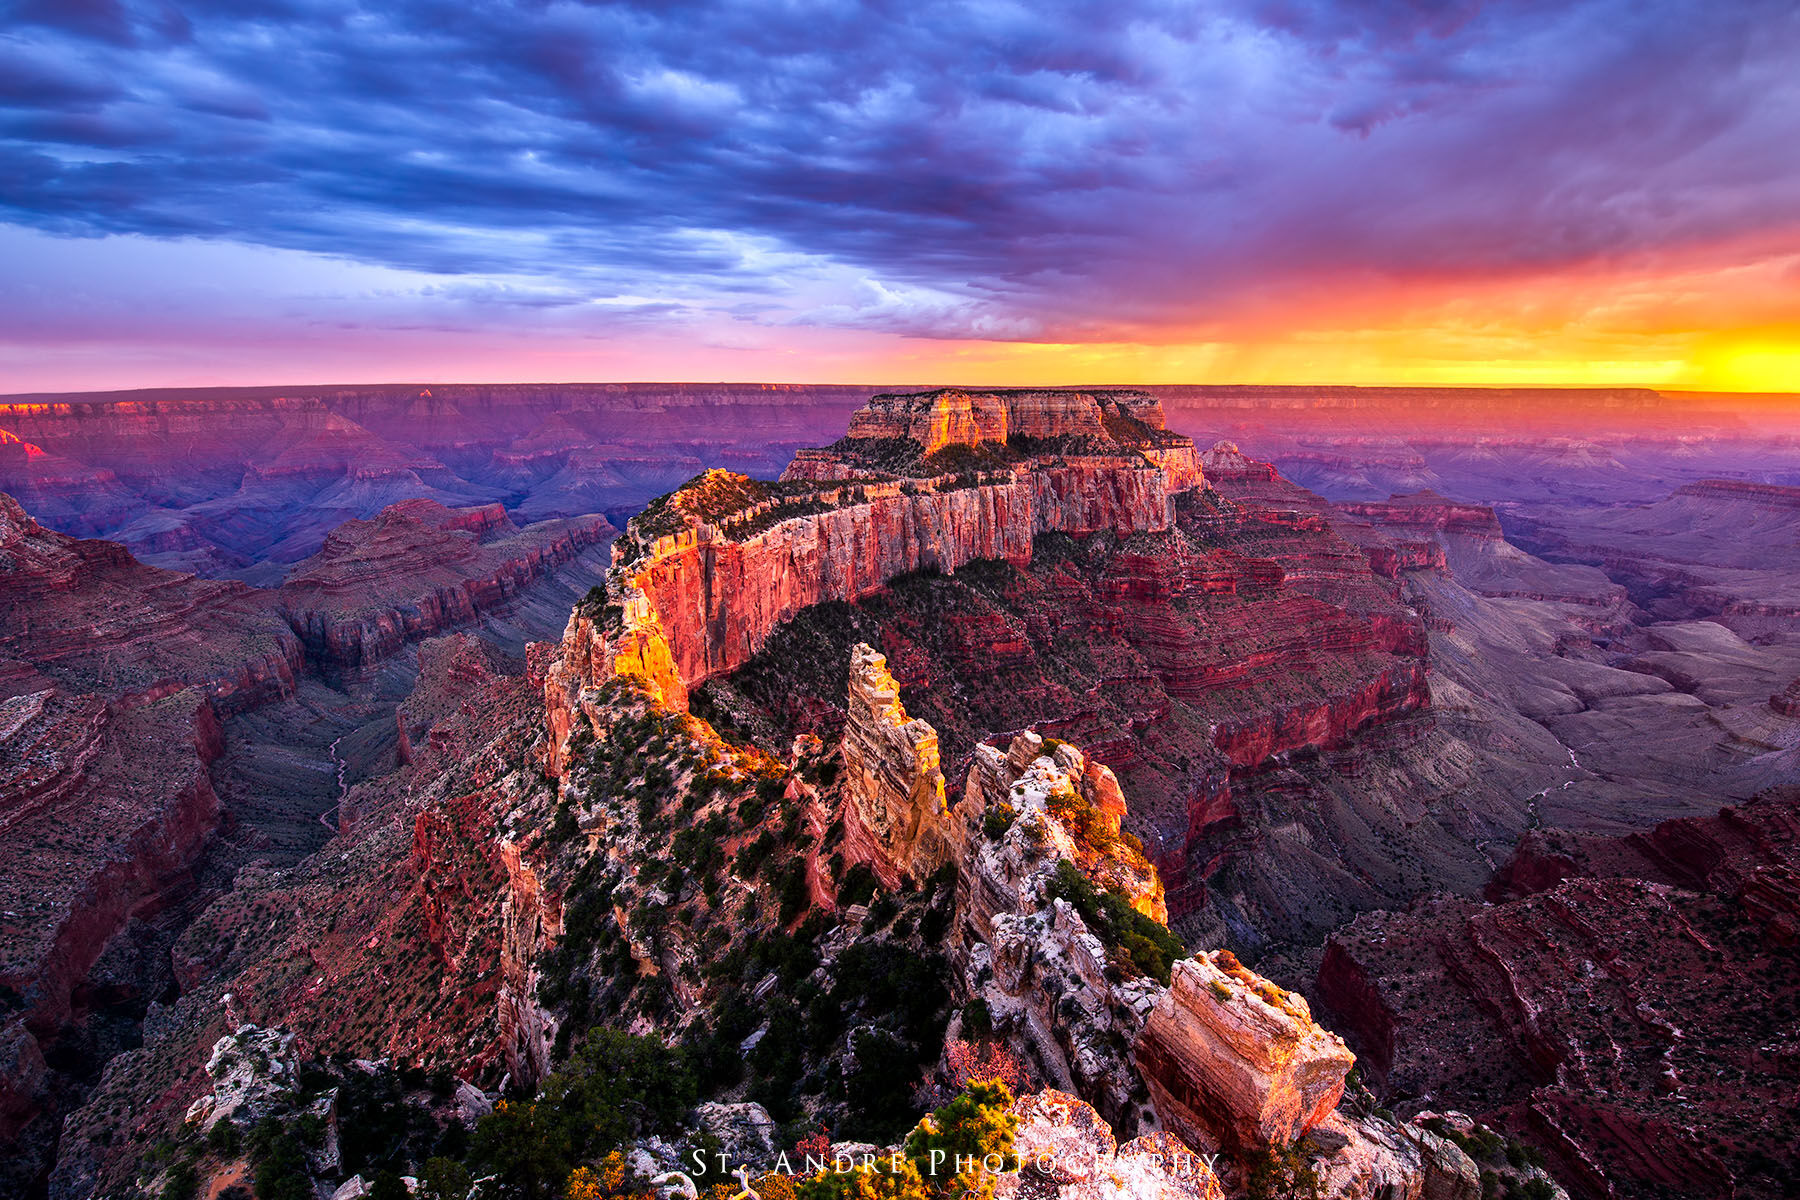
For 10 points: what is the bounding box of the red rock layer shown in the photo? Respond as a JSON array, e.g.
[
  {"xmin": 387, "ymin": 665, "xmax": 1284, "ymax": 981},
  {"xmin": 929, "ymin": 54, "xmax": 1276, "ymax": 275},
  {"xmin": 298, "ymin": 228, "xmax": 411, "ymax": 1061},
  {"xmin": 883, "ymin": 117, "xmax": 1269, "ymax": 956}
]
[
  {"xmin": 1317, "ymin": 792, "xmax": 1800, "ymax": 1200},
  {"xmin": 170, "ymin": 637, "xmax": 558, "ymax": 1080},
  {"xmin": 1, "ymin": 493, "xmax": 303, "ymax": 713},
  {"xmin": 0, "ymin": 490, "xmax": 614, "ymax": 1188},
  {"xmin": 1674, "ymin": 478, "xmax": 1800, "ymax": 508},
  {"xmin": 1, "ymin": 383, "xmax": 869, "ymax": 563},
  {"xmin": 624, "ymin": 469, "xmax": 1183, "ymax": 690},
  {"xmin": 0, "ymin": 430, "xmax": 140, "ymax": 538},
  {"xmin": 552, "ymin": 416, "xmax": 1437, "ymax": 946},
  {"xmin": 708, "ymin": 477, "xmax": 1431, "ymax": 943},
  {"xmin": 845, "ymin": 387, "xmax": 1116, "ymax": 448},
  {"xmin": 50, "ymin": 636, "xmax": 564, "ymax": 1200},
  {"xmin": 1336, "ymin": 491, "xmax": 1506, "ymax": 538},
  {"xmin": 275, "ymin": 499, "xmax": 612, "ymax": 670},
  {"xmin": 549, "ymin": 391, "xmax": 1207, "ymax": 711},
  {"xmin": 0, "ymin": 689, "xmax": 223, "ymax": 1142}
]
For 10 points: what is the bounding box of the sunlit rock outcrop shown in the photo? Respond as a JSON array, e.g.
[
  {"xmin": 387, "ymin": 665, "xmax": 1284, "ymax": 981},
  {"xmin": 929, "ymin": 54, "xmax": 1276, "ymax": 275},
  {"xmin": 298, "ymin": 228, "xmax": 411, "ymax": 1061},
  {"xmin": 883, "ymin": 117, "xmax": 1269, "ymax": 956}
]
[
  {"xmin": 1134, "ymin": 951, "xmax": 1354, "ymax": 1153},
  {"xmin": 947, "ymin": 730, "xmax": 1171, "ymax": 1129},
  {"xmin": 840, "ymin": 642, "xmax": 953, "ymax": 889},
  {"xmin": 540, "ymin": 389, "xmax": 1204, "ymax": 745}
]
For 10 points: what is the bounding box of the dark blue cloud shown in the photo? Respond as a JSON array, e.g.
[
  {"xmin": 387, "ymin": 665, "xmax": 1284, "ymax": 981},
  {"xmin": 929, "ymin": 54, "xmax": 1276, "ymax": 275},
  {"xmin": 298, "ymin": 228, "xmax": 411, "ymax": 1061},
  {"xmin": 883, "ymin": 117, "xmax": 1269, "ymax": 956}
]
[{"xmin": 1, "ymin": 0, "xmax": 1796, "ymax": 341}]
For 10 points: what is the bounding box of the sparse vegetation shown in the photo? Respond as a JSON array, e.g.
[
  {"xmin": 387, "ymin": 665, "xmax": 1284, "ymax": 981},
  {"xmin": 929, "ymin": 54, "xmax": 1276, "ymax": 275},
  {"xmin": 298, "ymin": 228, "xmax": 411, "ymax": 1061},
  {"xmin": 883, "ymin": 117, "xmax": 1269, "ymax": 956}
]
[
  {"xmin": 982, "ymin": 802, "xmax": 1015, "ymax": 840},
  {"xmin": 1046, "ymin": 859, "xmax": 1186, "ymax": 984},
  {"xmin": 1242, "ymin": 1141, "xmax": 1324, "ymax": 1200},
  {"xmin": 792, "ymin": 1081, "xmax": 1018, "ymax": 1200}
]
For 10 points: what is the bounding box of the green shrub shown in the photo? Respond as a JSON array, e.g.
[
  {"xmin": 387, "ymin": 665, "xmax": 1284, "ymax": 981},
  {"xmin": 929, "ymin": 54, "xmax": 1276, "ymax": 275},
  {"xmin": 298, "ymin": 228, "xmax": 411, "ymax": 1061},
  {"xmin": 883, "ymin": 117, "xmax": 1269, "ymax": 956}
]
[
  {"xmin": 473, "ymin": 1031, "xmax": 695, "ymax": 1200},
  {"xmin": 1045, "ymin": 860, "xmax": 1185, "ymax": 983},
  {"xmin": 1243, "ymin": 1141, "xmax": 1323, "ymax": 1200},
  {"xmin": 416, "ymin": 1157, "xmax": 472, "ymax": 1200},
  {"xmin": 982, "ymin": 803, "xmax": 1015, "ymax": 840},
  {"xmin": 902, "ymin": 1079, "xmax": 1019, "ymax": 1196},
  {"xmin": 469, "ymin": 1101, "xmax": 572, "ymax": 1200},
  {"xmin": 369, "ymin": 1173, "xmax": 410, "ymax": 1200},
  {"xmin": 247, "ymin": 1118, "xmax": 310, "ymax": 1200},
  {"xmin": 960, "ymin": 998, "xmax": 993, "ymax": 1040},
  {"xmin": 205, "ymin": 1119, "xmax": 241, "ymax": 1158},
  {"xmin": 838, "ymin": 862, "xmax": 880, "ymax": 908},
  {"xmin": 158, "ymin": 1161, "xmax": 198, "ymax": 1200},
  {"xmin": 778, "ymin": 861, "xmax": 813, "ymax": 924}
]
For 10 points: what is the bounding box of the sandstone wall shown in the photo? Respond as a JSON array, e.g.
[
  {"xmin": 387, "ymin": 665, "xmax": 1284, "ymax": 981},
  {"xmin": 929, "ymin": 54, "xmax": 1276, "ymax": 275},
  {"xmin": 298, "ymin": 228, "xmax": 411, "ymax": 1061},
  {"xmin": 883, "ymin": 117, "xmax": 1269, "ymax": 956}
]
[
  {"xmin": 558, "ymin": 462, "xmax": 1180, "ymax": 714},
  {"xmin": 277, "ymin": 507, "xmax": 612, "ymax": 672},
  {"xmin": 845, "ymin": 388, "xmax": 1130, "ymax": 452}
]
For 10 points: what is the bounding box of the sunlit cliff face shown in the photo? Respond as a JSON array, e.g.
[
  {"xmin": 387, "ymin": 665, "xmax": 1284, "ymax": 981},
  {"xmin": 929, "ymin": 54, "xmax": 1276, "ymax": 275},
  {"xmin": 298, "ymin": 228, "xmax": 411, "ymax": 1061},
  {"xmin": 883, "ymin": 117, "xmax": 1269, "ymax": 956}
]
[{"xmin": 1, "ymin": 0, "xmax": 1797, "ymax": 393}]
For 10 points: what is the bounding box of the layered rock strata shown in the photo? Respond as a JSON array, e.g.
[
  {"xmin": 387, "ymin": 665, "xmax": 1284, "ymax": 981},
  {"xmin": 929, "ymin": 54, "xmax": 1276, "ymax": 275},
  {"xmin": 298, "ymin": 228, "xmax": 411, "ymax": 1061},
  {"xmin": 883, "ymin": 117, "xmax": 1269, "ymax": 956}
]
[
  {"xmin": 49, "ymin": 635, "xmax": 561, "ymax": 1199},
  {"xmin": 704, "ymin": 464, "xmax": 1441, "ymax": 945},
  {"xmin": 1317, "ymin": 791, "xmax": 1800, "ymax": 1199},
  {"xmin": 544, "ymin": 389, "xmax": 1203, "ymax": 719},
  {"xmin": 0, "ymin": 489, "xmax": 619, "ymax": 1190},
  {"xmin": 881, "ymin": 695, "xmax": 1472, "ymax": 1196},
  {"xmin": 0, "ymin": 687, "xmax": 224, "ymax": 1185},
  {"xmin": 947, "ymin": 730, "xmax": 1171, "ymax": 1128},
  {"xmin": 0, "ymin": 382, "xmax": 871, "ymax": 565},
  {"xmin": 959, "ymin": 730, "xmax": 1165, "ymax": 927},
  {"xmin": 275, "ymin": 498, "xmax": 613, "ymax": 671},
  {"xmin": 997, "ymin": 1089, "xmax": 1226, "ymax": 1200},
  {"xmin": 1505, "ymin": 479, "xmax": 1800, "ymax": 639},
  {"xmin": 1134, "ymin": 952, "xmax": 1353, "ymax": 1153},
  {"xmin": 1, "ymin": 492, "xmax": 303, "ymax": 712}
]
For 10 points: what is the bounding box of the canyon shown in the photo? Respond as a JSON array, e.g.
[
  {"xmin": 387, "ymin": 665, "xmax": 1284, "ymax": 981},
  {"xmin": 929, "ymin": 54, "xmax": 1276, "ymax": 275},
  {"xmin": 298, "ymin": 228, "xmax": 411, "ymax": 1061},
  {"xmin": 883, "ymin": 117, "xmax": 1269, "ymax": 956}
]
[
  {"xmin": 0, "ymin": 383, "xmax": 868, "ymax": 574},
  {"xmin": 0, "ymin": 486, "xmax": 613, "ymax": 1194},
  {"xmin": 1317, "ymin": 793, "xmax": 1800, "ymax": 1199},
  {"xmin": 1, "ymin": 382, "xmax": 1796, "ymax": 1199}
]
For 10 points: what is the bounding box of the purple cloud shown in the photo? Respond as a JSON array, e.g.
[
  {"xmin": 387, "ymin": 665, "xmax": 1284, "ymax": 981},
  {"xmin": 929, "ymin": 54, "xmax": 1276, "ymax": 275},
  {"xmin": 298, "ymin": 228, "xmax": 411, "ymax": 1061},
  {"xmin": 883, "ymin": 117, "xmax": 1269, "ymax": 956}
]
[{"xmin": 0, "ymin": 0, "xmax": 1796, "ymax": 345}]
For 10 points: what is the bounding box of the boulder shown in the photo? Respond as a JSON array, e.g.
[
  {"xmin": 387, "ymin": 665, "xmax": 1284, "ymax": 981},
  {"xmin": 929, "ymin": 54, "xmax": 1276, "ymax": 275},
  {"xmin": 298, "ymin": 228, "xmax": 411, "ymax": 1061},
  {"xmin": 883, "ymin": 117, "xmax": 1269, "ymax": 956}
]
[
  {"xmin": 195, "ymin": 1025, "xmax": 300, "ymax": 1133},
  {"xmin": 997, "ymin": 1089, "xmax": 1224, "ymax": 1200},
  {"xmin": 1133, "ymin": 953, "xmax": 1354, "ymax": 1152},
  {"xmin": 692, "ymin": 1100, "xmax": 778, "ymax": 1170},
  {"xmin": 1303, "ymin": 1109, "xmax": 1487, "ymax": 1200}
]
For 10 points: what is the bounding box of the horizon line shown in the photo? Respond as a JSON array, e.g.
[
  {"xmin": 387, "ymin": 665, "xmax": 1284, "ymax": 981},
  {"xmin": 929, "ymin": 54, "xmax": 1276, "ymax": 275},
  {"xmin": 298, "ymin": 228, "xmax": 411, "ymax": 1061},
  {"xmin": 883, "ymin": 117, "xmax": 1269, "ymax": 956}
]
[{"xmin": 6, "ymin": 380, "xmax": 1799, "ymax": 404}]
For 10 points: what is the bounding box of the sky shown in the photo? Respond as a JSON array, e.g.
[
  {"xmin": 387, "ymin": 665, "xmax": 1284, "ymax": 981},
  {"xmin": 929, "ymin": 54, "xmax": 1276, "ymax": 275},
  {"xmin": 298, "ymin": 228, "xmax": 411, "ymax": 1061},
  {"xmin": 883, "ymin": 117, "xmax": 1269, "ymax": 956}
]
[{"xmin": 2, "ymin": 0, "xmax": 1798, "ymax": 393}]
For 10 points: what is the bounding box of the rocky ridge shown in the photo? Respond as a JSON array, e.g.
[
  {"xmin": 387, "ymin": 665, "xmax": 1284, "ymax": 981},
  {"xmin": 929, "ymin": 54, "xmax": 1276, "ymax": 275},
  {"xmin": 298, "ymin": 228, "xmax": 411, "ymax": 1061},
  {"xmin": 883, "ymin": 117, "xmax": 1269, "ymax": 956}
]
[
  {"xmin": 0, "ymin": 382, "xmax": 872, "ymax": 568},
  {"xmin": 546, "ymin": 388, "xmax": 1202, "ymax": 710},
  {"xmin": 698, "ymin": 475, "xmax": 1450, "ymax": 948},
  {"xmin": 23, "ymin": 381, "xmax": 1764, "ymax": 1198},
  {"xmin": 0, "ymin": 687, "xmax": 224, "ymax": 1189},
  {"xmin": 1505, "ymin": 479, "xmax": 1800, "ymax": 640},
  {"xmin": 550, "ymin": 396, "xmax": 1464, "ymax": 952},
  {"xmin": 48, "ymin": 635, "xmax": 563, "ymax": 1199},
  {"xmin": 939, "ymin": 727, "xmax": 1172, "ymax": 1130},
  {"xmin": 0, "ymin": 490, "xmax": 615, "ymax": 1194},
  {"xmin": 842, "ymin": 671, "xmax": 1494, "ymax": 1199},
  {"xmin": 276, "ymin": 498, "xmax": 613, "ymax": 672}
]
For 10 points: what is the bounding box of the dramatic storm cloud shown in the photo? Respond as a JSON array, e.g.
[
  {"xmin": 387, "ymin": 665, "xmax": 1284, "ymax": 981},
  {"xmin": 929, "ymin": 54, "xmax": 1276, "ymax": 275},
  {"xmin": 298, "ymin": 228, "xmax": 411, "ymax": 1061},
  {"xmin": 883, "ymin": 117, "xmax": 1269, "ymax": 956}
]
[{"xmin": 3, "ymin": 0, "xmax": 1798, "ymax": 388}]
